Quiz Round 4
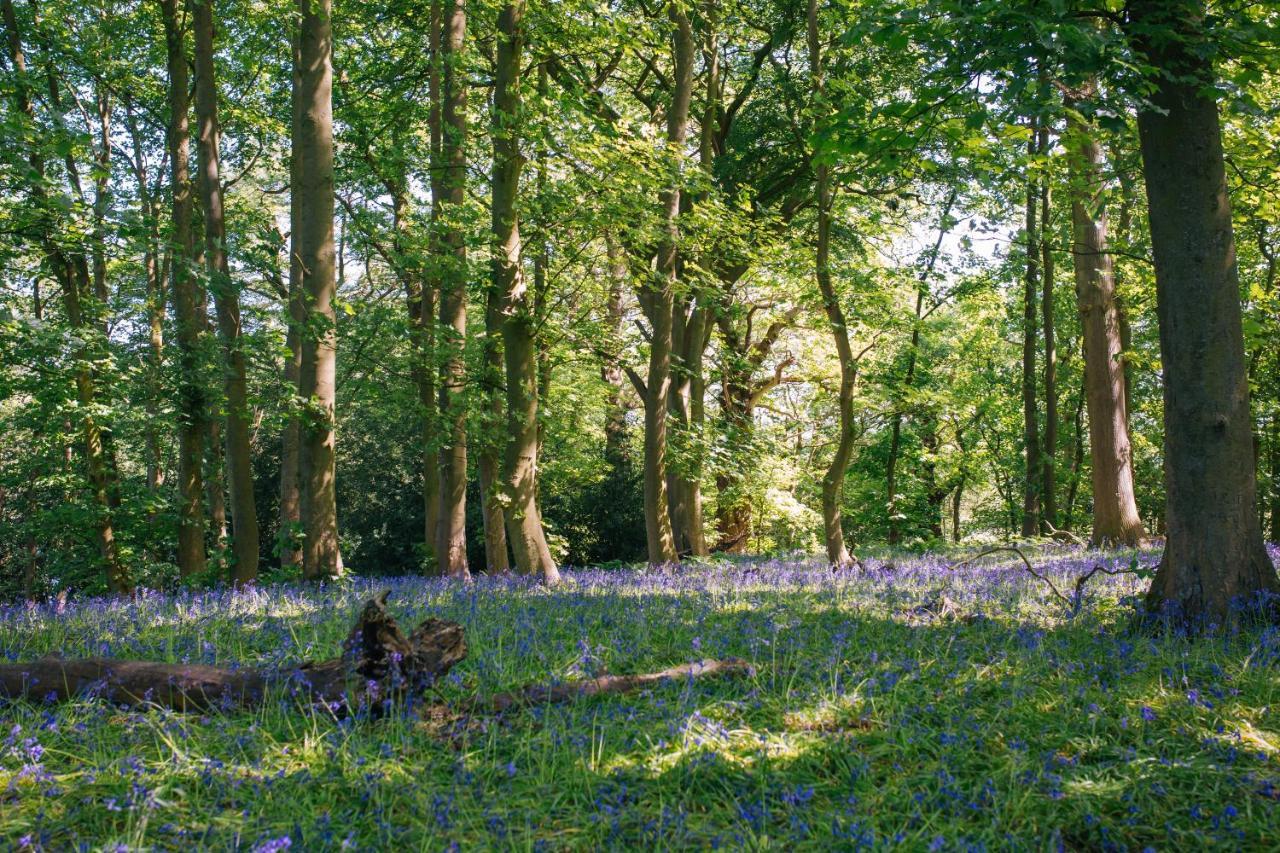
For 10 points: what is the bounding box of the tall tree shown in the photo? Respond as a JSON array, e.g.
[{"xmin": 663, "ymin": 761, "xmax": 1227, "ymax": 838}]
[
  {"xmin": 1039, "ymin": 117, "xmax": 1057, "ymax": 532},
  {"xmin": 436, "ymin": 0, "xmax": 471, "ymax": 580},
  {"xmin": 492, "ymin": 0, "xmax": 559, "ymax": 582},
  {"xmin": 1063, "ymin": 87, "xmax": 1144, "ymax": 546},
  {"xmin": 2, "ymin": 0, "xmax": 129, "ymax": 593},
  {"xmin": 191, "ymin": 0, "xmax": 260, "ymax": 585},
  {"xmin": 293, "ymin": 0, "xmax": 341, "ymax": 579},
  {"xmin": 1128, "ymin": 0, "xmax": 1278, "ymax": 622},
  {"xmin": 160, "ymin": 0, "xmax": 209, "ymax": 580},
  {"xmin": 1020, "ymin": 114, "xmax": 1042, "ymax": 537},
  {"xmin": 808, "ymin": 0, "xmax": 856, "ymax": 568},
  {"xmin": 638, "ymin": 2, "xmax": 694, "ymax": 568}
]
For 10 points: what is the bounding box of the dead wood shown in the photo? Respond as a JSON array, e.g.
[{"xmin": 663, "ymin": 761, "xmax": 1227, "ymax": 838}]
[
  {"xmin": 0, "ymin": 591, "xmax": 466, "ymax": 711},
  {"xmin": 0, "ymin": 593, "xmax": 753, "ymax": 717},
  {"xmin": 949, "ymin": 544, "xmax": 1147, "ymax": 615},
  {"xmin": 483, "ymin": 658, "xmax": 755, "ymax": 713}
]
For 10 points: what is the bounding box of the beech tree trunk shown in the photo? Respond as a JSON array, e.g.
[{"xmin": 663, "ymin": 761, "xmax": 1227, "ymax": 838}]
[
  {"xmin": 491, "ymin": 1, "xmax": 559, "ymax": 582},
  {"xmin": 293, "ymin": 0, "xmax": 341, "ymax": 579},
  {"xmin": 124, "ymin": 102, "xmax": 167, "ymax": 498},
  {"xmin": 421, "ymin": 0, "xmax": 444, "ymax": 568},
  {"xmin": 1039, "ymin": 118, "xmax": 1058, "ymax": 532},
  {"xmin": 192, "ymin": 0, "xmax": 260, "ymax": 585},
  {"xmin": 639, "ymin": 3, "xmax": 693, "ymax": 569},
  {"xmin": 603, "ymin": 237, "xmax": 632, "ymax": 468},
  {"xmin": 480, "ymin": 290, "xmax": 511, "ymax": 573},
  {"xmin": 1021, "ymin": 116, "xmax": 1042, "ymax": 537},
  {"xmin": 668, "ymin": 297, "xmax": 709, "ymax": 557},
  {"xmin": 160, "ymin": 0, "xmax": 208, "ymax": 580},
  {"xmin": 279, "ymin": 37, "xmax": 306, "ymax": 571},
  {"xmin": 1129, "ymin": 0, "xmax": 1278, "ymax": 624},
  {"xmin": 1064, "ymin": 98, "xmax": 1144, "ymax": 547},
  {"xmin": 435, "ymin": 0, "xmax": 470, "ymax": 580},
  {"xmin": 808, "ymin": 0, "xmax": 855, "ymax": 568}
]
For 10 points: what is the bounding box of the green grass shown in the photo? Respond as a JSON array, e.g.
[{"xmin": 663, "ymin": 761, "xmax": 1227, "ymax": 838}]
[{"xmin": 2, "ymin": 549, "xmax": 1279, "ymax": 850}]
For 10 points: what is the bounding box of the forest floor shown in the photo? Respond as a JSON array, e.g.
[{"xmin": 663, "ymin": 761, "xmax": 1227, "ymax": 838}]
[{"xmin": 3, "ymin": 545, "xmax": 1280, "ymax": 850}]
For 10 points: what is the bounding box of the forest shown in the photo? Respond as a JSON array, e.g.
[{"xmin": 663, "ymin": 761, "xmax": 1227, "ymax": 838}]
[{"xmin": 1, "ymin": 0, "xmax": 1279, "ymax": 848}]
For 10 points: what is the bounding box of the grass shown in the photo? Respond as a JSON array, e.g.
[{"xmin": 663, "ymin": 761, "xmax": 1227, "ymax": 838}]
[{"xmin": 2, "ymin": 545, "xmax": 1279, "ymax": 850}]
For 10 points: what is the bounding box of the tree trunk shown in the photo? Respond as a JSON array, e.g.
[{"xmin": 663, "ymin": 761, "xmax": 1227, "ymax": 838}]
[
  {"xmin": 124, "ymin": 101, "xmax": 167, "ymax": 497},
  {"xmin": 160, "ymin": 0, "xmax": 209, "ymax": 580},
  {"xmin": 1129, "ymin": 0, "xmax": 1278, "ymax": 624},
  {"xmin": 192, "ymin": 0, "xmax": 260, "ymax": 585},
  {"xmin": 435, "ymin": 0, "xmax": 470, "ymax": 580},
  {"xmin": 421, "ymin": 0, "xmax": 445, "ymax": 569},
  {"xmin": 480, "ymin": 293, "xmax": 510, "ymax": 573},
  {"xmin": 1021, "ymin": 115, "xmax": 1042, "ymax": 537},
  {"xmin": 639, "ymin": 3, "xmax": 692, "ymax": 569},
  {"xmin": 1040, "ymin": 117, "xmax": 1058, "ymax": 532},
  {"xmin": 0, "ymin": 594, "xmax": 465, "ymax": 712},
  {"xmin": 603, "ymin": 237, "xmax": 632, "ymax": 468},
  {"xmin": 1271, "ymin": 416, "xmax": 1279, "ymax": 544},
  {"xmin": 206, "ymin": 415, "xmax": 228, "ymax": 549},
  {"xmin": 668, "ymin": 297, "xmax": 709, "ymax": 557},
  {"xmin": 952, "ymin": 474, "xmax": 965, "ymax": 543},
  {"xmin": 491, "ymin": 1, "xmax": 559, "ymax": 582},
  {"xmin": 808, "ymin": 0, "xmax": 855, "ymax": 568},
  {"xmin": 1064, "ymin": 97, "xmax": 1145, "ymax": 546},
  {"xmin": 293, "ymin": 0, "xmax": 341, "ymax": 579},
  {"xmin": 278, "ymin": 34, "xmax": 305, "ymax": 571}
]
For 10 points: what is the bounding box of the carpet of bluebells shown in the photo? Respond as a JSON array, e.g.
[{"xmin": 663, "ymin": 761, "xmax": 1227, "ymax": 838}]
[{"xmin": 3, "ymin": 545, "xmax": 1280, "ymax": 851}]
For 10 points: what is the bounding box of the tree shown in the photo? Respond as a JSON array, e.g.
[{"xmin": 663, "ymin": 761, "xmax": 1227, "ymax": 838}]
[
  {"xmin": 492, "ymin": 0, "xmax": 560, "ymax": 582},
  {"xmin": 808, "ymin": 0, "xmax": 857, "ymax": 568},
  {"xmin": 1062, "ymin": 86, "xmax": 1144, "ymax": 546},
  {"xmin": 2, "ymin": 0, "xmax": 129, "ymax": 594},
  {"xmin": 637, "ymin": 2, "xmax": 694, "ymax": 569},
  {"xmin": 435, "ymin": 0, "xmax": 470, "ymax": 580},
  {"xmin": 191, "ymin": 0, "xmax": 260, "ymax": 585},
  {"xmin": 1128, "ymin": 0, "xmax": 1278, "ymax": 623},
  {"xmin": 160, "ymin": 0, "xmax": 209, "ymax": 581},
  {"xmin": 293, "ymin": 0, "xmax": 341, "ymax": 579}
]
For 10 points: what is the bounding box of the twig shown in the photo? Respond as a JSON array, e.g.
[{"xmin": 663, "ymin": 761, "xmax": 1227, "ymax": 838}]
[{"xmin": 948, "ymin": 544, "xmax": 1147, "ymax": 616}]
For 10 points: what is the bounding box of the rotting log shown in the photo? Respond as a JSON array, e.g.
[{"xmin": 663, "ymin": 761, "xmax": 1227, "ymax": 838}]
[
  {"xmin": 0, "ymin": 592, "xmax": 466, "ymax": 712},
  {"xmin": 0, "ymin": 593, "xmax": 753, "ymax": 715},
  {"xmin": 484, "ymin": 658, "xmax": 755, "ymax": 713}
]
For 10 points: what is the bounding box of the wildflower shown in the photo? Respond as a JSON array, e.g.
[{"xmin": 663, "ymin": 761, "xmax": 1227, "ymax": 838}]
[{"xmin": 1140, "ymin": 706, "xmax": 1157, "ymax": 722}]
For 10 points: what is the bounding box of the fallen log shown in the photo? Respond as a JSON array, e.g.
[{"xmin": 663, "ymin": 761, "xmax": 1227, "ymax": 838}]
[
  {"xmin": 0, "ymin": 593, "xmax": 754, "ymax": 716},
  {"xmin": 484, "ymin": 658, "xmax": 755, "ymax": 713},
  {"xmin": 0, "ymin": 592, "xmax": 466, "ymax": 712}
]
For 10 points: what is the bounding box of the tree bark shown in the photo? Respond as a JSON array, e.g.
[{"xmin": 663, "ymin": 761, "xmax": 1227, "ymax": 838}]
[
  {"xmin": 1129, "ymin": 0, "xmax": 1278, "ymax": 624},
  {"xmin": 491, "ymin": 1, "xmax": 559, "ymax": 582},
  {"xmin": 1064, "ymin": 97, "xmax": 1144, "ymax": 546},
  {"xmin": 808, "ymin": 0, "xmax": 855, "ymax": 567},
  {"xmin": 160, "ymin": 0, "xmax": 209, "ymax": 581},
  {"xmin": 0, "ymin": 594, "xmax": 465, "ymax": 712},
  {"xmin": 293, "ymin": 0, "xmax": 341, "ymax": 579},
  {"xmin": 124, "ymin": 100, "xmax": 168, "ymax": 498},
  {"xmin": 278, "ymin": 34, "xmax": 305, "ymax": 571},
  {"xmin": 192, "ymin": 0, "xmax": 260, "ymax": 585},
  {"xmin": 603, "ymin": 237, "xmax": 632, "ymax": 469},
  {"xmin": 639, "ymin": 3, "xmax": 693, "ymax": 569},
  {"xmin": 1040, "ymin": 116, "xmax": 1058, "ymax": 532},
  {"xmin": 435, "ymin": 0, "xmax": 470, "ymax": 580},
  {"xmin": 1021, "ymin": 114, "xmax": 1042, "ymax": 537}
]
